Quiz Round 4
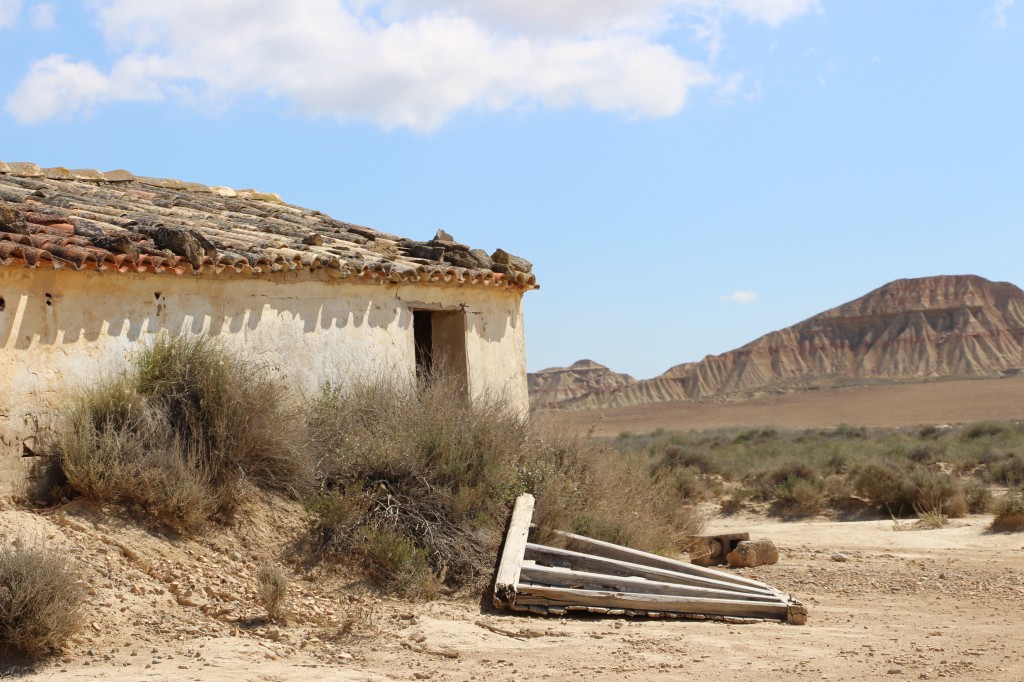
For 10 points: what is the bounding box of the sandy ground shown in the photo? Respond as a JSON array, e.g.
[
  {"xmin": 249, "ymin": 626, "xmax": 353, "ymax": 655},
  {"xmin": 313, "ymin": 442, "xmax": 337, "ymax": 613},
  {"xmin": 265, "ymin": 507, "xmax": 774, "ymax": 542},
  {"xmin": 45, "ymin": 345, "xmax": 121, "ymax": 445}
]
[
  {"xmin": 3, "ymin": 496, "xmax": 1023, "ymax": 681},
  {"xmin": 547, "ymin": 375, "xmax": 1024, "ymax": 437}
]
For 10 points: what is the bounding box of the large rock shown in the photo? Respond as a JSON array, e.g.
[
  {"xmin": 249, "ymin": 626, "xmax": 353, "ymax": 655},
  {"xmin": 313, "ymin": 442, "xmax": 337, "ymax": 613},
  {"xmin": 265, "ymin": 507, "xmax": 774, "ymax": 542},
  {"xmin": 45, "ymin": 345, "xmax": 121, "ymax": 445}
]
[
  {"xmin": 726, "ymin": 540, "xmax": 779, "ymax": 568},
  {"xmin": 491, "ymin": 248, "xmax": 532, "ymax": 273}
]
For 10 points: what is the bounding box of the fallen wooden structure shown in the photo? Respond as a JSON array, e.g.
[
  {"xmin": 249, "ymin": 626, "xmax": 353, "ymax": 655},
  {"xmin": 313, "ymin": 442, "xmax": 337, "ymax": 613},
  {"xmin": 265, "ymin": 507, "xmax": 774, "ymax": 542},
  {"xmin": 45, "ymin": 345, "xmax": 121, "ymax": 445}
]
[{"xmin": 493, "ymin": 494, "xmax": 807, "ymax": 625}]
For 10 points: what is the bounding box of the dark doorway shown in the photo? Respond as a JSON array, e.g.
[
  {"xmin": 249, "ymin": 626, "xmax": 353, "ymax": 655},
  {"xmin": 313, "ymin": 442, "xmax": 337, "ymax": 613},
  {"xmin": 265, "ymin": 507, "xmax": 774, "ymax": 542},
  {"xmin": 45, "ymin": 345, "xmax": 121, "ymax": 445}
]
[
  {"xmin": 412, "ymin": 308, "xmax": 468, "ymax": 393},
  {"xmin": 413, "ymin": 309, "xmax": 434, "ymax": 377}
]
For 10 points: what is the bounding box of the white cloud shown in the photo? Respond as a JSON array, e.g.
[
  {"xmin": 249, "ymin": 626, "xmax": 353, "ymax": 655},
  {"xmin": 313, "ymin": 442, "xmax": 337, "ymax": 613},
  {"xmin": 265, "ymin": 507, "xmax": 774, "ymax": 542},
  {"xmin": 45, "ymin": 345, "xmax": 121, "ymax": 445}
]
[
  {"xmin": 386, "ymin": 1, "xmax": 819, "ymax": 36},
  {"xmin": 721, "ymin": 290, "xmax": 759, "ymax": 304},
  {"xmin": 29, "ymin": 2, "xmax": 54, "ymax": 29},
  {"xmin": 5, "ymin": 0, "xmax": 817, "ymax": 129},
  {"xmin": 0, "ymin": 0, "xmax": 22, "ymax": 28},
  {"xmin": 992, "ymin": 0, "xmax": 1015, "ymax": 28}
]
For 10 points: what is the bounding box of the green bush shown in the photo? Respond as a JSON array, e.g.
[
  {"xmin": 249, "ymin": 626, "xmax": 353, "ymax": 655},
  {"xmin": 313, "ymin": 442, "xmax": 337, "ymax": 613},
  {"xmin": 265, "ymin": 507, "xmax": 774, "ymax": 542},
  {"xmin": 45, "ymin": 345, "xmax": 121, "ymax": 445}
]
[{"xmin": 0, "ymin": 543, "xmax": 83, "ymax": 657}]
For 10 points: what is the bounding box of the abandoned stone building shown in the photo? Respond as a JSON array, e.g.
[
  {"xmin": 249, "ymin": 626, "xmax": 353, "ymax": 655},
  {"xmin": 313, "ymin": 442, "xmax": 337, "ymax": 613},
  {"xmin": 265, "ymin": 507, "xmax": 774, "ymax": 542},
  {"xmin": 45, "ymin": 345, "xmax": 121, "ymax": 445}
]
[{"xmin": 0, "ymin": 160, "xmax": 537, "ymax": 493}]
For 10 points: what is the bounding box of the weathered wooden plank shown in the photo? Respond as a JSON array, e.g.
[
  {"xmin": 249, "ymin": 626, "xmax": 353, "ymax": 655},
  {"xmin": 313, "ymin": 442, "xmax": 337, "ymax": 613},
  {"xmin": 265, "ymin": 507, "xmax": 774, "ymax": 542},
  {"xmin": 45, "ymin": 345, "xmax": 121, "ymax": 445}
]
[
  {"xmin": 493, "ymin": 493, "xmax": 536, "ymax": 608},
  {"xmin": 553, "ymin": 530, "xmax": 771, "ymax": 591},
  {"xmin": 525, "ymin": 544, "xmax": 777, "ymax": 597},
  {"xmin": 519, "ymin": 563, "xmax": 788, "ymax": 604},
  {"xmin": 513, "ymin": 585, "xmax": 792, "ymax": 621}
]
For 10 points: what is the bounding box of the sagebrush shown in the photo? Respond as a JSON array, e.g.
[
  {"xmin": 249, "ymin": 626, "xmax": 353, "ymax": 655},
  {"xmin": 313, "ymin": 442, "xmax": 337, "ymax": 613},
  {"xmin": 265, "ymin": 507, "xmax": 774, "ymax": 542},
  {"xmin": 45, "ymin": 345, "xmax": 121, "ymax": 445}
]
[
  {"xmin": 47, "ymin": 334, "xmax": 313, "ymax": 530},
  {"xmin": 0, "ymin": 542, "xmax": 83, "ymax": 657}
]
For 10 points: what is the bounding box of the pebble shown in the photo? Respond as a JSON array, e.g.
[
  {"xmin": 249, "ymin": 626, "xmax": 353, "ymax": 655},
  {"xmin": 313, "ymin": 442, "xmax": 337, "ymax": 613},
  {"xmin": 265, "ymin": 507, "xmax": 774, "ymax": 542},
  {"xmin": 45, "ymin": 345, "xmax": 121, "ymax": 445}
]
[{"xmin": 832, "ymin": 553, "xmax": 852, "ymax": 562}]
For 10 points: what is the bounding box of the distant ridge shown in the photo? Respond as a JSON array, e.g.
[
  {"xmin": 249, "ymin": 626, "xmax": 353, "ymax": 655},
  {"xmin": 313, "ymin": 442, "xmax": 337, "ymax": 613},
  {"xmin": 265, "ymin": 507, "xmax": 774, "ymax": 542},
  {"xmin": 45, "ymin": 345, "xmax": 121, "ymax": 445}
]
[
  {"xmin": 531, "ymin": 275, "xmax": 1024, "ymax": 410},
  {"xmin": 527, "ymin": 359, "xmax": 637, "ymax": 407}
]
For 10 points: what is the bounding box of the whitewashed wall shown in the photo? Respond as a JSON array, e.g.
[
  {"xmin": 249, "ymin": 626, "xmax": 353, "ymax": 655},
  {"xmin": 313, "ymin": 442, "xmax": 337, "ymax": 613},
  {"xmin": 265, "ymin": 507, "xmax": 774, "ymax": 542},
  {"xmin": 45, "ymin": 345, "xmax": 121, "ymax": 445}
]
[{"xmin": 0, "ymin": 267, "xmax": 529, "ymax": 493}]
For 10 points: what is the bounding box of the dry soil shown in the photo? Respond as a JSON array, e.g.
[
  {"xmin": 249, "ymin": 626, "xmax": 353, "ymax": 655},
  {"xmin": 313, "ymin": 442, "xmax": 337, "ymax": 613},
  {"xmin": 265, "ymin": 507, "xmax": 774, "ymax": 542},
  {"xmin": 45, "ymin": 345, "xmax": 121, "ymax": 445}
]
[
  {"xmin": 547, "ymin": 375, "xmax": 1024, "ymax": 437},
  {"xmin": 2, "ymin": 495, "xmax": 1022, "ymax": 681}
]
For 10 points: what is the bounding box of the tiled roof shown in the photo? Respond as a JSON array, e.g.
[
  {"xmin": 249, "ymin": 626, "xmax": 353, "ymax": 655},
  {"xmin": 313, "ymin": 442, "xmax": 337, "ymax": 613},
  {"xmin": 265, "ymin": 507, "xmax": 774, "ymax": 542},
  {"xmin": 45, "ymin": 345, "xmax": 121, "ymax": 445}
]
[{"xmin": 0, "ymin": 161, "xmax": 536, "ymax": 290}]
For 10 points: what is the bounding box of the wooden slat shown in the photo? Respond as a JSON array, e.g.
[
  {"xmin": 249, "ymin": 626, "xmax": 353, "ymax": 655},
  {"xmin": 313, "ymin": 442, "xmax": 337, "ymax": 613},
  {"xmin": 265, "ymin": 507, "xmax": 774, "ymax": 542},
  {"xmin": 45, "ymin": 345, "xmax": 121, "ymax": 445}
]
[
  {"xmin": 513, "ymin": 585, "xmax": 792, "ymax": 621},
  {"xmin": 553, "ymin": 530, "xmax": 771, "ymax": 591},
  {"xmin": 519, "ymin": 563, "xmax": 788, "ymax": 604},
  {"xmin": 525, "ymin": 544, "xmax": 776, "ymax": 597},
  {"xmin": 493, "ymin": 494, "xmax": 536, "ymax": 608}
]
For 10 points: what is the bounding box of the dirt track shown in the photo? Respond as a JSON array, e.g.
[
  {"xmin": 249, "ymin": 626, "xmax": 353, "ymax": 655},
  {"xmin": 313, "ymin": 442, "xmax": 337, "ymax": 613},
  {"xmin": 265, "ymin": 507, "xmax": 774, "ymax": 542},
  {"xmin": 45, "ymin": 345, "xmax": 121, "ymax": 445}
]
[
  {"xmin": 546, "ymin": 376, "xmax": 1024, "ymax": 437},
  {"xmin": 4, "ymin": 499, "xmax": 1023, "ymax": 681}
]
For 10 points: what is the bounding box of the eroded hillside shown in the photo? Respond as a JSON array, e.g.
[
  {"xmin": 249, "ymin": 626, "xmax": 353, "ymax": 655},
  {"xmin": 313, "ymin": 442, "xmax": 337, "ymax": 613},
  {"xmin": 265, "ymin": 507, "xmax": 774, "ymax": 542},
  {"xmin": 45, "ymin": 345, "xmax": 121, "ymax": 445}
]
[{"xmin": 534, "ymin": 275, "xmax": 1024, "ymax": 409}]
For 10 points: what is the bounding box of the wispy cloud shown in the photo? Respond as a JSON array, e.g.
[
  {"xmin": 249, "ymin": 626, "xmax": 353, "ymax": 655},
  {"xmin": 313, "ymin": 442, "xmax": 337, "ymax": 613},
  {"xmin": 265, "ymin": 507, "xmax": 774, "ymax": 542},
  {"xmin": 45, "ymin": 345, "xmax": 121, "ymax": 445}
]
[
  {"xmin": 721, "ymin": 290, "xmax": 759, "ymax": 304},
  {"xmin": 0, "ymin": 0, "xmax": 22, "ymax": 28},
  {"xmin": 29, "ymin": 2, "xmax": 54, "ymax": 29},
  {"xmin": 992, "ymin": 0, "xmax": 1016, "ymax": 28},
  {"xmin": 714, "ymin": 71, "xmax": 761, "ymax": 101},
  {"xmin": 5, "ymin": 1, "xmax": 818, "ymax": 130}
]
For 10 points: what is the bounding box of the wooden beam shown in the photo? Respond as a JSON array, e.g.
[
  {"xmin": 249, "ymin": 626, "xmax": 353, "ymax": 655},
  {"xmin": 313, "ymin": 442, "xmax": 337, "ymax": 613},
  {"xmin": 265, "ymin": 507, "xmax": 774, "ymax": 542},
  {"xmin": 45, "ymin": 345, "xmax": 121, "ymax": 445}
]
[
  {"xmin": 513, "ymin": 585, "xmax": 792, "ymax": 621},
  {"xmin": 493, "ymin": 493, "xmax": 535, "ymax": 608},
  {"xmin": 519, "ymin": 563, "xmax": 788, "ymax": 604},
  {"xmin": 553, "ymin": 530, "xmax": 771, "ymax": 591},
  {"xmin": 525, "ymin": 544, "xmax": 777, "ymax": 597}
]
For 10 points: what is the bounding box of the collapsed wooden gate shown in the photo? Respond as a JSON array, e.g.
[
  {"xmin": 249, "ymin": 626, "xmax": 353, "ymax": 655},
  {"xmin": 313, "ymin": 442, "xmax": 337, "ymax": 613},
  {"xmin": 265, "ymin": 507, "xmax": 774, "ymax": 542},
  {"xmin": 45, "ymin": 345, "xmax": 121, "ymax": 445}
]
[{"xmin": 493, "ymin": 494, "xmax": 806, "ymax": 625}]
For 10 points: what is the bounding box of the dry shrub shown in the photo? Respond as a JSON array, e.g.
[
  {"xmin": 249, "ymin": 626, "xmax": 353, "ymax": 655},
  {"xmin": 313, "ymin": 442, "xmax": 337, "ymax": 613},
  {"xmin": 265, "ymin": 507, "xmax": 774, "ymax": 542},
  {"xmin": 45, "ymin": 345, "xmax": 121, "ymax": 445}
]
[
  {"xmin": 773, "ymin": 476, "xmax": 825, "ymax": 517},
  {"xmin": 255, "ymin": 563, "xmax": 289, "ymax": 621},
  {"xmin": 751, "ymin": 459, "xmax": 822, "ymax": 515},
  {"xmin": 0, "ymin": 542, "xmax": 83, "ymax": 657},
  {"xmin": 962, "ymin": 479, "xmax": 993, "ymax": 514},
  {"xmin": 732, "ymin": 428, "xmax": 778, "ymax": 444},
  {"xmin": 961, "ymin": 421, "xmax": 1009, "ymax": 440},
  {"xmin": 534, "ymin": 438, "xmax": 705, "ymax": 552},
  {"xmin": 983, "ymin": 454, "xmax": 1024, "ymax": 486},
  {"xmin": 308, "ymin": 372, "xmax": 703, "ymax": 597},
  {"xmin": 989, "ymin": 494, "xmax": 1024, "ymax": 533},
  {"xmin": 47, "ymin": 334, "xmax": 313, "ymax": 531},
  {"xmin": 853, "ymin": 464, "xmax": 967, "ymax": 519}
]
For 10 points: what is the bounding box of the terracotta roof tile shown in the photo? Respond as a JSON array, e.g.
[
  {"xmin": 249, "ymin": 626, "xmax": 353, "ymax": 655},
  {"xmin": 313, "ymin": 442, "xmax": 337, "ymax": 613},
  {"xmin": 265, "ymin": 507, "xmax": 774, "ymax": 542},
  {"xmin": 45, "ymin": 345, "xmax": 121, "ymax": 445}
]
[{"xmin": 0, "ymin": 161, "xmax": 536, "ymax": 290}]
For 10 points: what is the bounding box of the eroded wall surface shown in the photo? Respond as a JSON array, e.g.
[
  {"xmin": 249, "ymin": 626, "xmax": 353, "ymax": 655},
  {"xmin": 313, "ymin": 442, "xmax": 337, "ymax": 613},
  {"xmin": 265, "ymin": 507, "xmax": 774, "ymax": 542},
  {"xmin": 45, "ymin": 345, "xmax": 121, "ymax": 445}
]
[{"xmin": 0, "ymin": 267, "xmax": 528, "ymax": 494}]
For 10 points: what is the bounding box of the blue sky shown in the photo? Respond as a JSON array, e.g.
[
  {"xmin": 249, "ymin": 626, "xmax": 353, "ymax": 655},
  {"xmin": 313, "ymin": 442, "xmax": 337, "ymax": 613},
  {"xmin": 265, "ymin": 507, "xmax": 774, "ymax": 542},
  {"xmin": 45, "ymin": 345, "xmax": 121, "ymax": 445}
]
[{"xmin": 1, "ymin": 1, "xmax": 1022, "ymax": 379}]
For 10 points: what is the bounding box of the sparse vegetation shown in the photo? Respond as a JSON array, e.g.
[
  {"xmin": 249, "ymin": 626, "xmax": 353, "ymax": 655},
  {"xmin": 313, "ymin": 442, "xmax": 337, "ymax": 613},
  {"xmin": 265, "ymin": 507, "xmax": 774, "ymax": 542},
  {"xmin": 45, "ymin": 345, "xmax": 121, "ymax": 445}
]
[
  {"xmin": 43, "ymin": 334, "xmax": 1024, "ymax": 608},
  {"xmin": 306, "ymin": 370, "xmax": 704, "ymax": 598},
  {"xmin": 611, "ymin": 421, "xmax": 1024, "ymax": 520},
  {"xmin": 0, "ymin": 542, "xmax": 83, "ymax": 657},
  {"xmin": 255, "ymin": 563, "xmax": 289, "ymax": 621},
  {"xmin": 45, "ymin": 334, "xmax": 313, "ymax": 531}
]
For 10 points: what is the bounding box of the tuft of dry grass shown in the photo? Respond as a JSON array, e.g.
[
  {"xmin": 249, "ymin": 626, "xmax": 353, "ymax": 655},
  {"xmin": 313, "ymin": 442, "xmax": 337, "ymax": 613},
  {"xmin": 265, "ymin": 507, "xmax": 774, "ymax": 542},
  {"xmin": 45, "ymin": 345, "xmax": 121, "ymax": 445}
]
[
  {"xmin": 0, "ymin": 542, "xmax": 83, "ymax": 657},
  {"xmin": 46, "ymin": 334, "xmax": 314, "ymax": 531},
  {"xmin": 255, "ymin": 563, "xmax": 289, "ymax": 621}
]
